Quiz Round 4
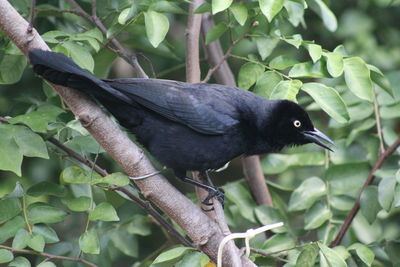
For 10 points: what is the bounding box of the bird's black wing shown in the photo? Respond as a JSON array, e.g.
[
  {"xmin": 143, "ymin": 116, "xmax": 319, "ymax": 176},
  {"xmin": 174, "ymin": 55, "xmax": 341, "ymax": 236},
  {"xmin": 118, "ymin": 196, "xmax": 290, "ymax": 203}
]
[{"xmin": 105, "ymin": 79, "xmax": 239, "ymax": 135}]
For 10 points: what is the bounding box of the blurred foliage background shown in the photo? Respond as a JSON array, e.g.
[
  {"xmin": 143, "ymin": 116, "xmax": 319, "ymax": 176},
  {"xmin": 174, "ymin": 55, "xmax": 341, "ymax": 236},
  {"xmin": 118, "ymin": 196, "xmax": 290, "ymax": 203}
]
[{"xmin": 0, "ymin": 0, "xmax": 400, "ymax": 266}]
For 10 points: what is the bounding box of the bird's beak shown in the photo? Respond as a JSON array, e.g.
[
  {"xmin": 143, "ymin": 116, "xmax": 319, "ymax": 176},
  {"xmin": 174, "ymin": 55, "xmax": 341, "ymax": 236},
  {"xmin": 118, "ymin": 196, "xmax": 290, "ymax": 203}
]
[{"xmin": 303, "ymin": 128, "xmax": 335, "ymax": 152}]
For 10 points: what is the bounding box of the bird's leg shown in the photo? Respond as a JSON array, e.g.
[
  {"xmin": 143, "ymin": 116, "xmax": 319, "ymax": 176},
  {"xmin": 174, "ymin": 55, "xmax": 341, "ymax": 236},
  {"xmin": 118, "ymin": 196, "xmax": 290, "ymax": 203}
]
[{"xmin": 180, "ymin": 176, "xmax": 224, "ymax": 207}]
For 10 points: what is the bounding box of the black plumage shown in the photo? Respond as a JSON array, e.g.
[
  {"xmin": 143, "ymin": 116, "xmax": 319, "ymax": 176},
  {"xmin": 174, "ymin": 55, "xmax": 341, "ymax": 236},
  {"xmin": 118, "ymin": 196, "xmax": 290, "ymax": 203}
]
[{"xmin": 29, "ymin": 49, "xmax": 334, "ymax": 205}]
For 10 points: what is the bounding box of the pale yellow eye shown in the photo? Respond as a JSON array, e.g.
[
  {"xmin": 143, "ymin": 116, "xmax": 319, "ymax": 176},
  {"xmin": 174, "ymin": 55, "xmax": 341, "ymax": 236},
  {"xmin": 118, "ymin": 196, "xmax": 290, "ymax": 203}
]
[{"xmin": 293, "ymin": 120, "xmax": 301, "ymax": 128}]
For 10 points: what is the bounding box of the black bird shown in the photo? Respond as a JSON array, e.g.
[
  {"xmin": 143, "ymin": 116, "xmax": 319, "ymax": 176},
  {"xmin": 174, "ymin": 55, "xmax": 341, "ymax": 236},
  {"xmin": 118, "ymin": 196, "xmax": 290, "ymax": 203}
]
[{"xmin": 29, "ymin": 49, "xmax": 334, "ymax": 206}]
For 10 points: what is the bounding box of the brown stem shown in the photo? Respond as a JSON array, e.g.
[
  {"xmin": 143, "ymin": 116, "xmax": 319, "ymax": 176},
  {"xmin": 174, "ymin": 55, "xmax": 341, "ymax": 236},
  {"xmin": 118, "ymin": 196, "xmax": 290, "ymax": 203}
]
[
  {"xmin": 330, "ymin": 136, "xmax": 400, "ymax": 247},
  {"xmin": 201, "ymin": 13, "xmax": 273, "ymax": 208},
  {"xmin": 65, "ymin": 0, "xmax": 148, "ymax": 78},
  {"xmin": 0, "ymin": 245, "xmax": 97, "ymax": 267}
]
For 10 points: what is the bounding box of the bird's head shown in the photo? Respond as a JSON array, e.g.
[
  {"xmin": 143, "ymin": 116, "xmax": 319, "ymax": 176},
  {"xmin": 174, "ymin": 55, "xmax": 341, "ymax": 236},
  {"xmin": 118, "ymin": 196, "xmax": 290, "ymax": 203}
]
[{"xmin": 268, "ymin": 100, "xmax": 335, "ymax": 151}]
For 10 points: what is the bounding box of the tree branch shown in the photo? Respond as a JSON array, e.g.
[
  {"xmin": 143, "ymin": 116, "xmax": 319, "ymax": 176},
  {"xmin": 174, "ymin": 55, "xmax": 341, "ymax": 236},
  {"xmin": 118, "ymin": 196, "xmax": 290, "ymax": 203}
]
[
  {"xmin": 330, "ymin": 136, "xmax": 400, "ymax": 247},
  {"xmin": 201, "ymin": 13, "xmax": 273, "ymax": 207},
  {"xmin": 0, "ymin": 244, "xmax": 97, "ymax": 267},
  {"xmin": 0, "ymin": 1, "xmax": 243, "ymax": 264}
]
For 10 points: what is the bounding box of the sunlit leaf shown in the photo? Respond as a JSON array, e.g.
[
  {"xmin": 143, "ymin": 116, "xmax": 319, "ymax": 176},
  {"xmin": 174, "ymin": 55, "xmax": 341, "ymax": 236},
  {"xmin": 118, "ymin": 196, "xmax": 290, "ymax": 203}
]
[
  {"xmin": 238, "ymin": 62, "xmax": 265, "ymax": 89},
  {"xmin": 304, "ymin": 201, "xmax": 332, "ymax": 230},
  {"xmin": 259, "ymin": 0, "xmax": 284, "ymax": 22},
  {"xmin": 348, "ymin": 243, "xmax": 375, "ymax": 267},
  {"xmin": 144, "ymin": 10, "xmax": 169, "ymax": 48},
  {"xmin": 319, "ymin": 243, "xmax": 347, "ymax": 267},
  {"xmin": 212, "ymin": 0, "xmax": 233, "ymax": 14},
  {"xmin": 205, "ymin": 23, "xmax": 228, "ymax": 45},
  {"xmin": 302, "ymin": 82, "xmax": 349, "ymax": 123},
  {"xmin": 270, "ymin": 79, "xmax": 302, "ymax": 102},
  {"xmin": 89, "ymin": 202, "xmax": 119, "ymax": 222},
  {"xmin": 153, "ymin": 246, "xmax": 194, "ymax": 264},
  {"xmin": 230, "ymin": 3, "xmax": 247, "ymax": 25},
  {"xmin": 343, "ymin": 57, "xmax": 374, "ymax": 102},
  {"xmin": 79, "ymin": 230, "xmax": 100, "ymax": 254}
]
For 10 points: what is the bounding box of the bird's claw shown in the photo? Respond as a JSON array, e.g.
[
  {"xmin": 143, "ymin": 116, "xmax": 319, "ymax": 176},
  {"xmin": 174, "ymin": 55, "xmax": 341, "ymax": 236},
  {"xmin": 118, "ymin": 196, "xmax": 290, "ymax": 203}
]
[{"xmin": 201, "ymin": 187, "xmax": 225, "ymax": 210}]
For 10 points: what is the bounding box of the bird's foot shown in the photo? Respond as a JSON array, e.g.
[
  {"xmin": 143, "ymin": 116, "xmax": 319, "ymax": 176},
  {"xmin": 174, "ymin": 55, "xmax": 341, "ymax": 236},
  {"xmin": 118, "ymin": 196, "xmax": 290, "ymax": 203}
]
[{"xmin": 201, "ymin": 186, "xmax": 225, "ymax": 209}]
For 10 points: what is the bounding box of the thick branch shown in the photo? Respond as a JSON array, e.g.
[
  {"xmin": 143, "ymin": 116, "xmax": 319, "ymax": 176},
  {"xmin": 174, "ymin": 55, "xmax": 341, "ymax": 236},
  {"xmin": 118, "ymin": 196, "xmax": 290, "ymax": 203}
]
[
  {"xmin": 0, "ymin": 1, "xmax": 242, "ymax": 264},
  {"xmin": 201, "ymin": 13, "xmax": 273, "ymax": 207},
  {"xmin": 330, "ymin": 136, "xmax": 400, "ymax": 247}
]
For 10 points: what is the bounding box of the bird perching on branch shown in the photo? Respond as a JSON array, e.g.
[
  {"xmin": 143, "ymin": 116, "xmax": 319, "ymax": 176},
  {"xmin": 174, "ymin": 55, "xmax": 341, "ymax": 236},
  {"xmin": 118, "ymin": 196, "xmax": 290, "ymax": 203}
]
[{"xmin": 29, "ymin": 49, "xmax": 334, "ymax": 207}]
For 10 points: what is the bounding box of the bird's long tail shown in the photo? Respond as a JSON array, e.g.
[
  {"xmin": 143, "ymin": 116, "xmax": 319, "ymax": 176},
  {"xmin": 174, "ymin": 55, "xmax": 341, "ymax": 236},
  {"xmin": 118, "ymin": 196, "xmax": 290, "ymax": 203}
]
[{"xmin": 28, "ymin": 49, "xmax": 132, "ymax": 104}]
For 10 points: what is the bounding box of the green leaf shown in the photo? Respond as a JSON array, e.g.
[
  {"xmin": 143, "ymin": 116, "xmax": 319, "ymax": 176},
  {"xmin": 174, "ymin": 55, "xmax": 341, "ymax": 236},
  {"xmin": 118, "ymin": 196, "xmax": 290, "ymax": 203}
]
[
  {"xmin": 0, "ymin": 55, "xmax": 27, "ymax": 84},
  {"xmin": 346, "ymin": 119, "xmax": 375, "ymax": 146},
  {"xmin": 27, "ymin": 182, "xmax": 66, "ymax": 197},
  {"xmin": 325, "ymin": 52, "xmax": 344, "ymax": 77},
  {"xmin": 296, "ymin": 244, "xmax": 319, "ymax": 267},
  {"xmin": 288, "ymin": 177, "xmax": 326, "ymax": 211},
  {"xmin": 37, "ymin": 262, "xmax": 56, "ymax": 267},
  {"xmin": 230, "ymin": 4, "xmax": 248, "ymax": 26},
  {"xmin": 262, "ymin": 234, "xmax": 295, "ymax": 253},
  {"xmin": 28, "ymin": 203, "xmax": 67, "ymax": 224},
  {"xmin": 378, "ymin": 177, "xmax": 396, "ymax": 211},
  {"xmin": 304, "ymin": 201, "xmax": 332, "ymax": 230},
  {"xmin": 61, "ymin": 196, "xmax": 92, "ymax": 212},
  {"xmin": 61, "ymin": 166, "xmax": 100, "ymax": 184},
  {"xmin": 0, "ymin": 216, "xmax": 25, "ymax": 243},
  {"xmin": 62, "ymin": 41, "xmax": 94, "ymax": 72},
  {"xmin": 92, "ymin": 173, "xmax": 129, "ymax": 186},
  {"xmin": 326, "ymin": 163, "xmax": 370, "ymax": 197},
  {"xmin": 284, "ymin": 0, "xmax": 305, "ymax": 27},
  {"xmin": 4, "ymin": 182, "xmax": 25, "ymax": 198},
  {"xmin": 153, "ymin": 246, "xmax": 194, "ymax": 264},
  {"xmin": 109, "ymin": 228, "xmax": 138, "ymax": 257},
  {"xmin": 224, "ymin": 182, "xmax": 256, "ymax": 222},
  {"xmin": 151, "ymin": 1, "xmax": 186, "ymax": 14},
  {"xmin": 0, "ymin": 126, "xmax": 23, "ymax": 176},
  {"xmin": 259, "ymin": 0, "xmax": 284, "ymax": 22},
  {"xmin": 302, "ymin": 82, "xmax": 350, "ymax": 123},
  {"xmin": 79, "ymin": 230, "xmax": 100, "ymax": 254},
  {"xmin": 269, "ymin": 55, "xmax": 299, "ymax": 70},
  {"xmin": 330, "ymin": 195, "xmax": 356, "ymax": 211},
  {"xmin": 212, "ymin": 0, "xmax": 233, "ymax": 14},
  {"xmin": 360, "ymin": 186, "xmax": 380, "ymax": 224},
  {"xmin": 27, "ymin": 233, "xmax": 45, "ymax": 252},
  {"xmin": 306, "ymin": 44, "xmax": 322, "ymax": 63},
  {"xmin": 348, "ymin": 243, "xmax": 374, "ymax": 266},
  {"xmin": 253, "ymin": 71, "xmax": 283, "ymax": 99},
  {"xmin": 127, "ymin": 215, "xmax": 152, "ymax": 236},
  {"xmin": 13, "ymin": 126, "xmax": 48, "ymax": 159},
  {"xmin": 205, "ymin": 23, "xmax": 228, "ymax": 45},
  {"xmin": 176, "ymin": 251, "xmax": 210, "ymax": 267},
  {"xmin": 144, "ymin": 10, "xmax": 169, "ymax": 48},
  {"xmin": 385, "ymin": 241, "xmax": 400, "ymax": 265},
  {"xmin": 0, "ymin": 249, "xmax": 13, "ymax": 263},
  {"xmin": 289, "ymin": 61, "xmax": 330, "ymax": 78},
  {"xmin": 238, "ymin": 62, "xmax": 265, "ymax": 89},
  {"xmin": 254, "ymin": 206, "xmax": 286, "ymax": 233},
  {"xmin": 270, "ymin": 80, "xmax": 302, "ymax": 102},
  {"xmin": 343, "ymin": 57, "xmax": 374, "ymax": 102},
  {"xmin": 12, "ymin": 229, "xmax": 30, "ymax": 249},
  {"xmin": 0, "ymin": 198, "xmax": 21, "ymax": 223},
  {"xmin": 32, "ymin": 225, "xmax": 59, "ymax": 244},
  {"xmin": 283, "ymin": 34, "xmax": 303, "ymax": 48},
  {"xmin": 9, "ymin": 105, "xmax": 64, "ymax": 133},
  {"xmin": 89, "ymin": 202, "xmax": 119, "ymax": 221},
  {"xmin": 368, "ymin": 64, "xmax": 393, "ymax": 97},
  {"xmin": 194, "ymin": 3, "xmax": 211, "ymax": 14},
  {"xmin": 82, "ymin": 28, "xmax": 103, "ymax": 42},
  {"xmin": 319, "ymin": 244, "xmax": 347, "ymax": 267},
  {"xmin": 65, "ymin": 135, "xmax": 103, "ymax": 154},
  {"xmin": 9, "ymin": 256, "xmax": 31, "ymax": 267},
  {"xmin": 309, "ymin": 0, "xmax": 337, "ymax": 32},
  {"xmin": 255, "ymin": 37, "xmax": 279, "ymax": 60},
  {"xmin": 262, "ymin": 152, "xmax": 325, "ymax": 174},
  {"xmin": 118, "ymin": 6, "xmax": 138, "ymax": 24}
]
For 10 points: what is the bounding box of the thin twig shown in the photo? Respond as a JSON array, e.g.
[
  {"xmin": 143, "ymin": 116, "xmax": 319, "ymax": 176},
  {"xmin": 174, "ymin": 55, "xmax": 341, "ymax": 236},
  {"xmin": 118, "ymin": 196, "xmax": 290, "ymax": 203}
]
[
  {"xmin": 0, "ymin": 245, "xmax": 97, "ymax": 267},
  {"xmin": 65, "ymin": 0, "xmax": 148, "ymax": 78},
  {"xmin": 201, "ymin": 36, "xmax": 244, "ymax": 83},
  {"xmin": 373, "ymin": 90, "xmax": 385, "ymax": 154},
  {"xmin": 330, "ymin": 136, "xmax": 400, "ymax": 247}
]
